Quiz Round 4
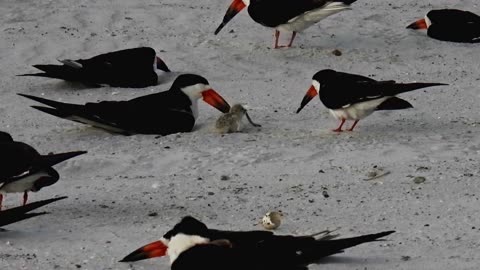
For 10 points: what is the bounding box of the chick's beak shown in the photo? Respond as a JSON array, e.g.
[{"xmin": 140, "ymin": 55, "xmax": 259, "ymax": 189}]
[
  {"xmin": 120, "ymin": 240, "xmax": 168, "ymax": 262},
  {"xmin": 296, "ymin": 85, "xmax": 318, "ymax": 113},
  {"xmin": 407, "ymin": 18, "xmax": 428, "ymax": 29},
  {"xmin": 202, "ymin": 89, "xmax": 231, "ymax": 113}
]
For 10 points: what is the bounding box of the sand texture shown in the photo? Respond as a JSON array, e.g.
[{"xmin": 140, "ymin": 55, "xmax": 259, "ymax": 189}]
[{"xmin": 1, "ymin": 0, "xmax": 480, "ymax": 269}]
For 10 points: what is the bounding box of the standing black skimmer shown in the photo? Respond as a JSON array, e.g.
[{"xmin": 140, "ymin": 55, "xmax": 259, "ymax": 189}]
[
  {"xmin": 407, "ymin": 9, "xmax": 480, "ymax": 43},
  {"xmin": 120, "ymin": 216, "xmax": 394, "ymax": 268},
  {"xmin": 19, "ymin": 47, "xmax": 171, "ymax": 88},
  {"xmin": 0, "ymin": 196, "xmax": 67, "ymax": 228},
  {"xmin": 0, "ymin": 132, "xmax": 86, "ymax": 209},
  {"xmin": 18, "ymin": 74, "xmax": 231, "ymax": 135},
  {"xmin": 214, "ymin": 0, "xmax": 359, "ymax": 48},
  {"xmin": 296, "ymin": 69, "xmax": 447, "ymax": 132}
]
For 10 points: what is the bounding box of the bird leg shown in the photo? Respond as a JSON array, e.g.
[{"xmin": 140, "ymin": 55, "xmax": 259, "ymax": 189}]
[
  {"xmin": 332, "ymin": 119, "xmax": 346, "ymax": 132},
  {"xmin": 347, "ymin": 120, "xmax": 360, "ymax": 131},
  {"xmin": 287, "ymin": 32, "xmax": 297, "ymax": 48},
  {"xmin": 274, "ymin": 30, "xmax": 297, "ymax": 48},
  {"xmin": 274, "ymin": 30, "xmax": 282, "ymax": 49},
  {"xmin": 23, "ymin": 191, "xmax": 28, "ymax": 206}
]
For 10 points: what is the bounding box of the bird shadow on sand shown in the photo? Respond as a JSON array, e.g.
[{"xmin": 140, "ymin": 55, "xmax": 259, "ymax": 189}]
[{"xmin": 317, "ymin": 254, "xmax": 392, "ymax": 265}]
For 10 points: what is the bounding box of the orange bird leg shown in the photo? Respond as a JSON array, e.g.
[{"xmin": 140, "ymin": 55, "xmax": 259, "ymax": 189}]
[
  {"xmin": 347, "ymin": 120, "xmax": 360, "ymax": 131},
  {"xmin": 274, "ymin": 30, "xmax": 282, "ymax": 49},
  {"xmin": 287, "ymin": 32, "xmax": 297, "ymax": 47},
  {"xmin": 332, "ymin": 119, "xmax": 346, "ymax": 132}
]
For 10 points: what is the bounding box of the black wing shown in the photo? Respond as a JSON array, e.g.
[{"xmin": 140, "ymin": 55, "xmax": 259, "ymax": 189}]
[
  {"xmin": 0, "ymin": 142, "xmax": 40, "ymax": 180},
  {"xmin": 320, "ymin": 71, "xmax": 446, "ymax": 109},
  {"xmin": 19, "ymin": 47, "xmax": 158, "ymax": 88},
  {"xmin": 172, "ymin": 230, "xmax": 393, "ymax": 270},
  {"xmin": 19, "ymin": 92, "xmax": 195, "ymax": 135},
  {"xmin": 249, "ymin": 0, "xmax": 358, "ymax": 27},
  {"xmin": 0, "ymin": 196, "xmax": 67, "ymax": 227}
]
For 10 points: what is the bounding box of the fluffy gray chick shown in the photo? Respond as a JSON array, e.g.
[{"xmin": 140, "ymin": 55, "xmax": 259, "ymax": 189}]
[{"xmin": 215, "ymin": 104, "xmax": 247, "ymax": 134}]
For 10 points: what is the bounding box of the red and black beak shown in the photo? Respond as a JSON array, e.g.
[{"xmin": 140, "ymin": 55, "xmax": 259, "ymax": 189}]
[
  {"xmin": 296, "ymin": 85, "xmax": 318, "ymax": 113},
  {"xmin": 214, "ymin": 0, "xmax": 246, "ymax": 35},
  {"xmin": 120, "ymin": 240, "xmax": 168, "ymax": 262},
  {"xmin": 202, "ymin": 89, "xmax": 231, "ymax": 113},
  {"xmin": 406, "ymin": 18, "xmax": 428, "ymax": 30}
]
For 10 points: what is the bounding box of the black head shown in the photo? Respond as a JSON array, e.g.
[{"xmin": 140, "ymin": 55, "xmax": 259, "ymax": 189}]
[
  {"xmin": 312, "ymin": 69, "xmax": 338, "ymax": 83},
  {"xmin": 32, "ymin": 168, "xmax": 60, "ymax": 192},
  {"xmin": 426, "ymin": 9, "xmax": 465, "ymax": 25},
  {"xmin": 170, "ymin": 74, "xmax": 210, "ymax": 90},
  {"xmin": 163, "ymin": 216, "xmax": 209, "ymax": 240},
  {"xmin": 0, "ymin": 131, "xmax": 14, "ymax": 142}
]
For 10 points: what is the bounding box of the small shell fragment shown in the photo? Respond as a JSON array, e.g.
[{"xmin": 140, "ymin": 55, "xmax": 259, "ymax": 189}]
[{"xmin": 262, "ymin": 211, "xmax": 282, "ymax": 230}]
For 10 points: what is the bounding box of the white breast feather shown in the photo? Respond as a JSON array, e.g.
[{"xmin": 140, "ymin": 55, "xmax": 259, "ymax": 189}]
[{"xmin": 167, "ymin": 234, "xmax": 210, "ymax": 264}]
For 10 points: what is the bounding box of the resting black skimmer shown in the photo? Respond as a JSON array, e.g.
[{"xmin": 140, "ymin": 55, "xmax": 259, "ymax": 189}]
[
  {"xmin": 0, "ymin": 196, "xmax": 67, "ymax": 228},
  {"xmin": 296, "ymin": 69, "xmax": 447, "ymax": 132},
  {"xmin": 0, "ymin": 132, "xmax": 86, "ymax": 209},
  {"xmin": 215, "ymin": 0, "xmax": 359, "ymax": 48},
  {"xmin": 19, "ymin": 47, "xmax": 170, "ymax": 88},
  {"xmin": 407, "ymin": 9, "xmax": 480, "ymax": 43},
  {"xmin": 19, "ymin": 74, "xmax": 231, "ymax": 135},
  {"xmin": 120, "ymin": 216, "xmax": 394, "ymax": 269}
]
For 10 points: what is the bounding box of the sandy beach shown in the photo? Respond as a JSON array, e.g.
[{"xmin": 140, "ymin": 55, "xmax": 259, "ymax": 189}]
[{"xmin": 1, "ymin": 0, "xmax": 479, "ymax": 269}]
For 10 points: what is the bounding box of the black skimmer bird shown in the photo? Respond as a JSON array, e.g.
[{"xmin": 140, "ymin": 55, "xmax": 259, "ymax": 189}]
[
  {"xmin": 296, "ymin": 69, "xmax": 447, "ymax": 132},
  {"xmin": 0, "ymin": 196, "xmax": 67, "ymax": 228},
  {"xmin": 0, "ymin": 132, "xmax": 86, "ymax": 209},
  {"xmin": 214, "ymin": 0, "xmax": 359, "ymax": 48},
  {"xmin": 19, "ymin": 47, "xmax": 171, "ymax": 88},
  {"xmin": 120, "ymin": 216, "xmax": 395, "ymax": 268},
  {"xmin": 407, "ymin": 9, "xmax": 480, "ymax": 43},
  {"xmin": 18, "ymin": 74, "xmax": 231, "ymax": 135}
]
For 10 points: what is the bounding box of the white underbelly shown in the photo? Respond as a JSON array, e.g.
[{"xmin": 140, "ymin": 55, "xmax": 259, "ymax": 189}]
[
  {"xmin": 329, "ymin": 97, "xmax": 389, "ymax": 120},
  {"xmin": 277, "ymin": 2, "xmax": 351, "ymax": 32},
  {"xmin": 0, "ymin": 172, "xmax": 48, "ymax": 194}
]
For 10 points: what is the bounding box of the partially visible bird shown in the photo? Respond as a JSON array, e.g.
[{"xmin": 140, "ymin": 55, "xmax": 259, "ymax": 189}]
[
  {"xmin": 215, "ymin": 0, "xmax": 359, "ymax": 48},
  {"xmin": 0, "ymin": 132, "xmax": 86, "ymax": 209},
  {"xmin": 18, "ymin": 74, "xmax": 231, "ymax": 136},
  {"xmin": 120, "ymin": 215, "xmax": 394, "ymax": 270},
  {"xmin": 19, "ymin": 47, "xmax": 170, "ymax": 88},
  {"xmin": 407, "ymin": 9, "xmax": 480, "ymax": 43},
  {"xmin": 0, "ymin": 196, "xmax": 67, "ymax": 228},
  {"xmin": 215, "ymin": 104, "xmax": 261, "ymax": 134},
  {"xmin": 296, "ymin": 69, "xmax": 447, "ymax": 132}
]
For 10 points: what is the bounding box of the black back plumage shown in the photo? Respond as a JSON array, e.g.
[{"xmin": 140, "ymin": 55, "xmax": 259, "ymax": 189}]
[
  {"xmin": 18, "ymin": 74, "xmax": 212, "ymax": 135},
  {"xmin": 248, "ymin": 0, "xmax": 358, "ymax": 27},
  {"xmin": 312, "ymin": 69, "xmax": 447, "ymax": 110},
  {"xmin": 19, "ymin": 47, "xmax": 163, "ymax": 88},
  {"xmin": 170, "ymin": 217, "xmax": 394, "ymax": 270},
  {"xmin": 426, "ymin": 9, "xmax": 480, "ymax": 43},
  {"xmin": 0, "ymin": 133, "xmax": 86, "ymax": 183}
]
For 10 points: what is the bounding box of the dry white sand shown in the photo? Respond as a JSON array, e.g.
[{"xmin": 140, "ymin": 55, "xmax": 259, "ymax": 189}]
[{"xmin": 1, "ymin": 0, "xmax": 480, "ymax": 269}]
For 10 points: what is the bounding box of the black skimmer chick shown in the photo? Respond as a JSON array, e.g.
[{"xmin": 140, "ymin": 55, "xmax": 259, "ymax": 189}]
[
  {"xmin": 215, "ymin": 104, "xmax": 261, "ymax": 134},
  {"xmin": 120, "ymin": 216, "xmax": 394, "ymax": 268},
  {"xmin": 0, "ymin": 196, "xmax": 67, "ymax": 228},
  {"xmin": 19, "ymin": 74, "xmax": 231, "ymax": 135},
  {"xmin": 296, "ymin": 69, "xmax": 447, "ymax": 132},
  {"xmin": 215, "ymin": 0, "xmax": 359, "ymax": 48},
  {"xmin": 19, "ymin": 47, "xmax": 170, "ymax": 88},
  {"xmin": 407, "ymin": 9, "xmax": 480, "ymax": 43},
  {"xmin": 0, "ymin": 132, "xmax": 86, "ymax": 209}
]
